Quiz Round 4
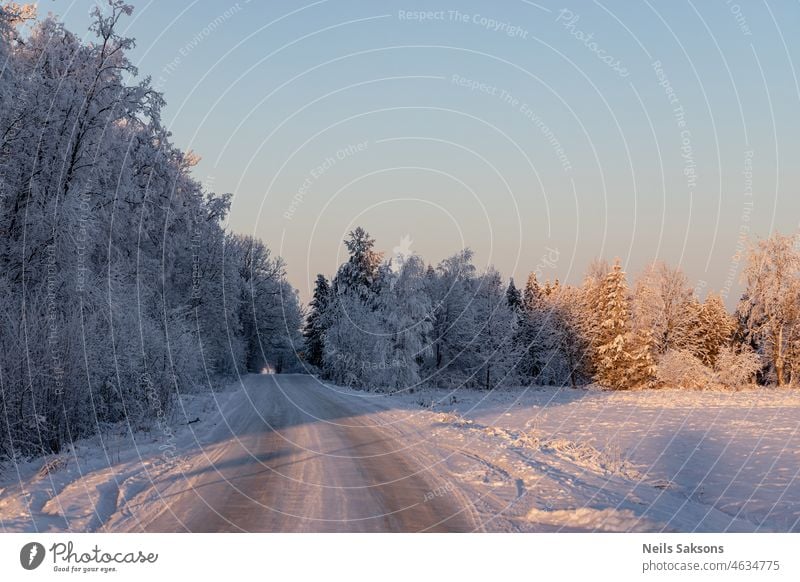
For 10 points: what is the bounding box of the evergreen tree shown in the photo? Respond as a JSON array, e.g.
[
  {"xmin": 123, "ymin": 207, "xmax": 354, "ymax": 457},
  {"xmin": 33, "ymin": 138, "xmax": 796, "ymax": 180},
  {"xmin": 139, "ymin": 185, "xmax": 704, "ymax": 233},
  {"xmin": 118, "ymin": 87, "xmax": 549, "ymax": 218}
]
[
  {"xmin": 506, "ymin": 277, "xmax": 534, "ymax": 381},
  {"xmin": 323, "ymin": 228, "xmax": 387, "ymax": 386},
  {"xmin": 506, "ymin": 278, "xmax": 522, "ymax": 311},
  {"xmin": 523, "ymin": 272, "xmax": 544, "ymax": 312},
  {"xmin": 592, "ymin": 260, "xmax": 642, "ymax": 389},
  {"xmin": 303, "ymin": 274, "xmax": 330, "ymax": 368},
  {"xmin": 332, "ymin": 227, "xmax": 383, "ymax": 303},
  {"xmin": 515, "ymin": 272, "xmax": 549, "ymax": 383},
  {"xmin": 695, "ymin": 292, "xmax": 734, "ymax": 367},
  {"xmin": 581, "ymin": 258, "xmax": 610, "ymax": 364},
  {"xmin": 627, "ymin": 327, "xmax": 658, "ymax": 388},
  {"xmin": 548, "ymin": 285, "xmax": 591, "ymax": 387}
]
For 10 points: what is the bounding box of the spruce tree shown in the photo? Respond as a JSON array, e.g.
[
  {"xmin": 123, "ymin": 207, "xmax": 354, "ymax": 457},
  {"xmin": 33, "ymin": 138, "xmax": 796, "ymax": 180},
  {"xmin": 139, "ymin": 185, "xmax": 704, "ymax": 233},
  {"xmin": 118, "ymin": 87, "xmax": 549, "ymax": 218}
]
[
  {"xmin": 303, "ymin": 274, "xmax": 330, "ymax": 368},
  {"xmin": 627, "ymin": 327, "xmax": 657, "ymax": 388},
  {"xmin": 515, "ymin": 272, "xmax": 547, "ymax": 382},
  {"xmin": 696, "ymin": 292, "xmax": 734, "ymax": 367},
  {"xmin": 593, "ymin": 260, "xmax": 636, "ymax": 389},
  {"xmin": 523, "ymin": 272, "xmax": 544, "ymax": 312},
  {"xmin": 323, "ymin": 227, "xmax": 387, "ymax": 386},
  {"xmin": 549, "ymin": 285, "xmax": 591, "ymax": 387},
  {"xmin": 506, "ymin": 278, "xmax": 522, "ymax": 311},
  {"xmin": 333, "ymin": 227, "xmax": 383, "ymax": 303}
]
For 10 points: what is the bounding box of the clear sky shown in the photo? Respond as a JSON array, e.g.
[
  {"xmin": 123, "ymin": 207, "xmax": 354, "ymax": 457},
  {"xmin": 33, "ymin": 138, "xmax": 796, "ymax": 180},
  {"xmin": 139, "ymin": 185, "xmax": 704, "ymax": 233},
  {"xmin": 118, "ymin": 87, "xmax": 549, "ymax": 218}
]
[{"xmin": 36, "ymin": 0, "xmax": 800, "ymax": 304}]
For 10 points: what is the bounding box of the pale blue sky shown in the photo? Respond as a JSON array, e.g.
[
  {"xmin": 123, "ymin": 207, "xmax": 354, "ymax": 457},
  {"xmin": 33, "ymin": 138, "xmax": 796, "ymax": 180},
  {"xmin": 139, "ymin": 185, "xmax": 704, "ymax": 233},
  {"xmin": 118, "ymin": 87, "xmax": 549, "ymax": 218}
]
[{"xmin": 37, "ymin": 0, "xmax": 800, "ymax": 303}]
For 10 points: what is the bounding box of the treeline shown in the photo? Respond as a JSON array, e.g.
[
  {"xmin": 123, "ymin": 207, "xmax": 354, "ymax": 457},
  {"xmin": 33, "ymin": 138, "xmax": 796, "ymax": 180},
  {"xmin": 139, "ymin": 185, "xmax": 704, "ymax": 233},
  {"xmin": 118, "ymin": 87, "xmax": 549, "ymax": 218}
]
[
  {"xmin": 305, "ymin": 227, "xmax": 800, "ymax": 393},
  {"xmin": 0, "ymin": 3, "xmax": 302, "ymax": 461}
]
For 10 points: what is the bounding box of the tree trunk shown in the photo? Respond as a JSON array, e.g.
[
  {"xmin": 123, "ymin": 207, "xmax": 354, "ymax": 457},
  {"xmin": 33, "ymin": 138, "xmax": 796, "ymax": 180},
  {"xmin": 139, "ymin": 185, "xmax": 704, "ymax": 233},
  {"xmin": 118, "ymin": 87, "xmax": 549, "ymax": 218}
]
[{"xmin": 775, "ymin": 326, "xmax": 786, "ymax": 387}]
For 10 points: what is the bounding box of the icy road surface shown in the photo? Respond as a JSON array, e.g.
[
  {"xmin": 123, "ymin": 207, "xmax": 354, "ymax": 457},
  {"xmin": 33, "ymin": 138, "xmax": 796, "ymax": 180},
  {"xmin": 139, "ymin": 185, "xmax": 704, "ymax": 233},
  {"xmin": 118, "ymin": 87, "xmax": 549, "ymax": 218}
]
[
  {"xmin": 119, "ymin": 374, "xmax": 475, "ymax": 532},
  {"xmin": 3, "ymin": 374, "xmax": 799, "ymax": 533}
]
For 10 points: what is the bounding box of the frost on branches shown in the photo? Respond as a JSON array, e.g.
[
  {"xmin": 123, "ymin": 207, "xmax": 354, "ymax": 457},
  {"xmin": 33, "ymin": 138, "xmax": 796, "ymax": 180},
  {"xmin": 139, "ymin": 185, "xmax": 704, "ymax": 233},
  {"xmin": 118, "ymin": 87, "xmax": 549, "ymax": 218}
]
[
  {"xmin": 309, "ymin": 228, "xmax": 799, "ymax": 396},
  {"xmin": 0, "ymin": 3, "xmax": 302, "ymax": 462}
]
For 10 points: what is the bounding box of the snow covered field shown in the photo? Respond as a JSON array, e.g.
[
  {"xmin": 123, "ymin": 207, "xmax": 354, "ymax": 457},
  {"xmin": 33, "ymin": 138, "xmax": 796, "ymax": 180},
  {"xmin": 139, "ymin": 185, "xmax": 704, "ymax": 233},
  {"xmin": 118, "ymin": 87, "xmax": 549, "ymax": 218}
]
[
  {"xmin": 1, "ymin": 375, "xmax": 798, "ymax": 533},
  {"xmin": 393, "ymin": 384, "xmax": 800, "ymax": 532}
]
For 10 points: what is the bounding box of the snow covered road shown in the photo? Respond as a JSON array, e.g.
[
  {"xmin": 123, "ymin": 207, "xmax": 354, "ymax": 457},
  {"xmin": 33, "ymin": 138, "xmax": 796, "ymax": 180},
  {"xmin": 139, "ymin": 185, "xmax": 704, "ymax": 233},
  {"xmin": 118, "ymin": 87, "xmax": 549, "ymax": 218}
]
[
  {"xmin": 116, "ymin": 374, "xmax": 476, "ymax": 532},
  {"xmin": 3, "ymin": 375, "xmax": 799, "ymax": 533}
]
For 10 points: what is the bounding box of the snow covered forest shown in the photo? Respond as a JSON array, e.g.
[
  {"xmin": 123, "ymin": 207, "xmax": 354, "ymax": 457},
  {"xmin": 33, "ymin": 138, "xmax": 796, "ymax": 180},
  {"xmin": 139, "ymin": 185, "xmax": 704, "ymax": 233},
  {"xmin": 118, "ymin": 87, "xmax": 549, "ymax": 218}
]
[
  {"xmin": 0, "ymin": 3, "xmax": 302, "ymax": 463},
  {"xmin": 306, "ymin": 226, "xmax": 800, "ymax": 395},
  {"xmin": 2, "ymin": 1, "xmax": 800, "ymax": 475}
]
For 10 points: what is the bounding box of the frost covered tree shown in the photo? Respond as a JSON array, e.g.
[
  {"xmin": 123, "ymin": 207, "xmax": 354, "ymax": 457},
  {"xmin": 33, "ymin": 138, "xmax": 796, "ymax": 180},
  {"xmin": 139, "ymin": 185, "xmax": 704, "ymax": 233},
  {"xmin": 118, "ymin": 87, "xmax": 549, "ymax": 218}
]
[
  {"xmin": 627, "ymin": 326, "xmax": 658, "ymax": 389},
  {"xmin": 373, "ymin": 255, "xmax": 433, "ymax": 391},
  {"xmin": 0, "ymin": 3, "xmax": 302, "ymax": 461},
  {"xmin": 713, "ymin": 346, "xmax": 762, "ymax": 388},
  {"xmin": 590, "ymin": 260, "xmax": 654, "ymax": 389},
  {"xmin": 632, "ymin": 261, "xmax": 697, "ymax": 355},
  {"xmin": 509, "ymin": 275, "xmax": 549, "ymax": 384},
  {"xmin": 470, "ymin": 268, "xmax": 519, "ymax": 390},
  {"xmin": 580, "ymin": 258, "xmax": 610, "ymax": 371},
  {"xmin": 322, "ymin": 294, "xmax": 383, "ymax": 387},
  {"xmin": 323, "ymin": 228, "xmax": 386, "ymax": 387},
  {"xmin": 544, "ymin": 285, "xmax": 592, "ymax": 387},
  {"xmin": 513, "ymin": 272, "xmax": 593, "ymax": 387},
  {"xmin": 506, "ymin": 278, "xmax": 522, "ymax": 311},
  {"xmin": 423, "ymin": 249, "xmax": 478, "ymax": 387},
  {"xmin": 695, "ymin": 292, "xmax": 735, "ymax": 367},
  {"xmin": 303, "ymin": 274, "xmax": 331, "ymax": 369},
  {"xmin": 0, "ymin": 2, "xmax": 180, "ymax": 454},
  {"xmin": 229, "ymin": 234, "xmax": 302, "ymax": 373},
  {"xmin": 512, "ymin": 272, "xmax": 549, "ymax": 382},
  {"xmin": 672, "ymin": 298, "xmax": 704, "ymax": 358},
  {"xmin": 523, "ymin": 272, "xmax": 545, "ymax": 312},
  {"xmin": 320, "ymin": 236, "xmax": 520, "ymax": 391},
  {"xmin": 591, "ymin": 261, "xmax": 631, "ymax": 388},
  {"xmin": 739, "ymin": 232, "xmax": 800, "ymax": 386},
  {"xmin": 332, "ymin": 227, "xmax": 383, "ymax": 304},
  {"xmin": 306, "ymin": 229, "xmax": 799, "ymax": 393}
]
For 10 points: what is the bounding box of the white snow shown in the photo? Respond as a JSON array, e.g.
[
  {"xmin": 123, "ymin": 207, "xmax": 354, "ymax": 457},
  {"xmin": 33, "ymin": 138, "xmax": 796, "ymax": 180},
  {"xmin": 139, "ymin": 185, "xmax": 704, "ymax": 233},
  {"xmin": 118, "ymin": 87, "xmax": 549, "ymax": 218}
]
[
  {"xmin": 0, "ymin": 385, "xmax": 240, "ymax": 532},
  {"xmin": 1, "ymin": 376, "xmax": 798, "ymax": 532},
  {"xmin": 386, "ymin": 384, "xmax": 800, "ymax": 532}
]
